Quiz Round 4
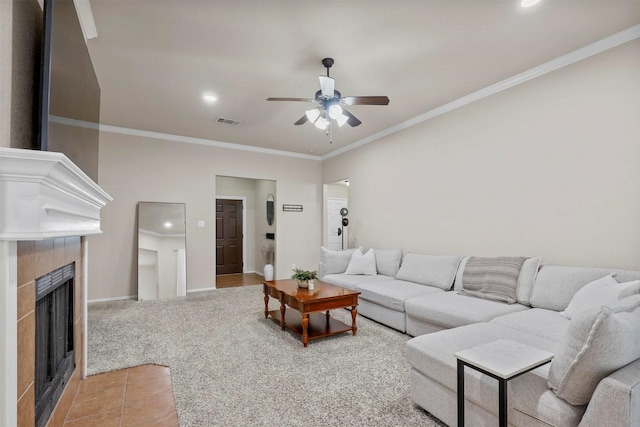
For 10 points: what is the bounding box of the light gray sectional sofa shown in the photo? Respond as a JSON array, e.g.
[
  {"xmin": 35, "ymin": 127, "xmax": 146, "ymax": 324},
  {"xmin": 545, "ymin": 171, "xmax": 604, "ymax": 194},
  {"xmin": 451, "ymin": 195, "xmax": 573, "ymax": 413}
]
[{"xmin": 318, "ymin": 247, "xmax": 640, "ymax": 427}]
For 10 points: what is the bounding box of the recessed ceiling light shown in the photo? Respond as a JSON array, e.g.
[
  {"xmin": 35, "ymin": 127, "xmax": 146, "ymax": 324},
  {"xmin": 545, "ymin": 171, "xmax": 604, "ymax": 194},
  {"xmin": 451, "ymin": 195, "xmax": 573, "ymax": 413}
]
[
  {"xmin": 164, "ymin": 222, "xmax": 172, "ymax": 228},
  {"xmin": 203, "ymin": 93, "xmax": 218, "ymax": 103},
  {"xmin": 521, "ymin": 0, "xmax": 542, "ymax": 7}
]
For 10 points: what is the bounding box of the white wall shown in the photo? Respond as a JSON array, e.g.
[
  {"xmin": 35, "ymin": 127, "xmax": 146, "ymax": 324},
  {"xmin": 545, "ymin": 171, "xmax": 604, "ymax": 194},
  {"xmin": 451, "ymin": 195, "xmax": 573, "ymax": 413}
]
[
  {"xmin": 90, "ymin": 131, "xmax": 322, "ymax": 300},
  {"xmin": 255, "ymin": 179, "xmax": 276, "ymax": 275},
  {"xmin": 323, "ymin": 39, "xmax": 640, "ymax": 270}
]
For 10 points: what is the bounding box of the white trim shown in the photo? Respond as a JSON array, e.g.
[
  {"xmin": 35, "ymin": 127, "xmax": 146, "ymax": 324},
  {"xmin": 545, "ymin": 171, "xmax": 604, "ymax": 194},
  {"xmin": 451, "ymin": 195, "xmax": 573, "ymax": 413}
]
[
  {"xmin": 87, "ymin": 295, "xmax": 137, "ymax": 304},
  {"xmin": 187, "ymin": 286, "xmax": 218, "ymax": 293},
  {"xmin": 72, "ymin": 0, "xmax": 97, "ymax": 40},
  {"xmin": 321, "ymin": 24, "xmax": 640, "ymax": 161},
  {"xmin": 82, "ymin": 238, "xmax": 88, "ymax": 379},
  {"xmin": 49, "ymin": 115, "xmax": 99, "ymax": 130},
  {"xmin": 99, "ymin": 123, "xmax": 322, "ymax": 161},
  {"xmin": 138, "ymin": 228, "xmax": 186, "ymax": 238},
  {"xmin": 0, "ymin": 148, "xmax": 112, "ymax": 240},
  {"xmin": 0, "ymin": 241, "xmax": 17, "ymax": 427},
  {"xmin": 215, "ymin": 196, "xmax": 248, "ymax": 275}
]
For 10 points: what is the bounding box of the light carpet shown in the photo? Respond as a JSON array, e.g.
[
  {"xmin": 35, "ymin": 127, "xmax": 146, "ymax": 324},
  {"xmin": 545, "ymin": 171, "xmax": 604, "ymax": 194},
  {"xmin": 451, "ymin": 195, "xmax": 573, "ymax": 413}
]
[{"xmin": 87, "ymin": 285, "xmax": 445, "ymax": 426}]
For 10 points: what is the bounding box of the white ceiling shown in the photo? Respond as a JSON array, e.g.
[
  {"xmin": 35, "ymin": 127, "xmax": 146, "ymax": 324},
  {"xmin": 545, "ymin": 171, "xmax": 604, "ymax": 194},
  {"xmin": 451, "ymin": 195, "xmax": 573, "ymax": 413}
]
[{"xmin": 85, "ymin": 0, "xmax": 640, "ymax": 157}]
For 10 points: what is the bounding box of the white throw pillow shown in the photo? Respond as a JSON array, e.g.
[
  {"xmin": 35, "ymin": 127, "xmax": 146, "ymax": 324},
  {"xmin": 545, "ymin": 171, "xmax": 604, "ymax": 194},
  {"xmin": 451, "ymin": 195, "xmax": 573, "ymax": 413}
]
[
  {"xmin": 345, "ymin": 248, "xmax": 377, "ymax": 275},
  {"xmin": 560, "ymin": 275, "xmax": 640, "ymax": 319}
]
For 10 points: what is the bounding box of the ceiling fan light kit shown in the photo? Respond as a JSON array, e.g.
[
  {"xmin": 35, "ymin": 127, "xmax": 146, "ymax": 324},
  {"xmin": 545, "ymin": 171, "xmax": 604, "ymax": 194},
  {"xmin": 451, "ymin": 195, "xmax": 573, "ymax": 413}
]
[{"xmin": 267, "ymin": 57, "xmax": 390, "ymax": 142}]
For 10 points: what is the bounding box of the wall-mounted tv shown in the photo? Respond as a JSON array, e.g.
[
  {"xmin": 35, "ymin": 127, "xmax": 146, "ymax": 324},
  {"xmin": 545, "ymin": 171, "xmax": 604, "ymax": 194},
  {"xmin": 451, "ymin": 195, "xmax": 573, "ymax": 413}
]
[{"xmin": 39, "ymin": 0, "xmax": 100, "ymax": 183}]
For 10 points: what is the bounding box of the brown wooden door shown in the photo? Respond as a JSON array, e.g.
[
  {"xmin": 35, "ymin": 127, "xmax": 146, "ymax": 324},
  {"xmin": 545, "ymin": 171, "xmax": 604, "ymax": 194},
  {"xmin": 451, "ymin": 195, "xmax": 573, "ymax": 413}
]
[{"xmin": 216, "ymin": 199, "xmax": 243, "ymax": 275}]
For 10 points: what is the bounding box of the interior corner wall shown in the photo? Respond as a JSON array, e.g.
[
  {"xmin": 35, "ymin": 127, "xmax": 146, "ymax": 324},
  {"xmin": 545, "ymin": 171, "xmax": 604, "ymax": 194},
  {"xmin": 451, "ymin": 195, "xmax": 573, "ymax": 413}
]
[
  {"xmin": 90, "ymin": 132, "xmax": 322, "ymax": 300},
  {"xmin": 322, "ymin": 39, "xmax": 640, "ymax": 270}
]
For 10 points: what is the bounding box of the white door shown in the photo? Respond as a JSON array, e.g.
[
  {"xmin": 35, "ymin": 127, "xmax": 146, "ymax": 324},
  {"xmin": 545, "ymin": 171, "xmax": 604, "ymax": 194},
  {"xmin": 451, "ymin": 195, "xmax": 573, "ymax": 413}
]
[{"xmin": 327, "ymin": 198, "xmax": 347, "ymax": 250}]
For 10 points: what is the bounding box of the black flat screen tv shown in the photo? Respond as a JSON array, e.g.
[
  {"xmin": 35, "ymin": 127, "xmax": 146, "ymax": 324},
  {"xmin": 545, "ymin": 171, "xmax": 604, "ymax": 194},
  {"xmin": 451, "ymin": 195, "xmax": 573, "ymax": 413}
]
[{"xmin": 38, "ymin": 0, "xmax": 100, "ymax": 182}]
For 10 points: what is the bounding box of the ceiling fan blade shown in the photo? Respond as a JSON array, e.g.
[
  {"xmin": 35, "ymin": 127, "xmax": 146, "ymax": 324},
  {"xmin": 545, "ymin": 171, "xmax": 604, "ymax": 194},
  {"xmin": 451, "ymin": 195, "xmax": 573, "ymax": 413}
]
[
  {"xmin": 318, "ymin": 76, "xmax": 335, "ymax": 98},
  {"xmin": 267, "ymin": 97, "xmax": 315, "ymax": 102},
  {"xmin": 342, "ymin": 109, "xmax": 361, "ymax": 127},
  {"xmin": 294, "ymin": 115, "xmax": 308, "ymax": 125},
  {"xmin": 342, "ymin": 96, "xmax": 390, "ymax": 106}
]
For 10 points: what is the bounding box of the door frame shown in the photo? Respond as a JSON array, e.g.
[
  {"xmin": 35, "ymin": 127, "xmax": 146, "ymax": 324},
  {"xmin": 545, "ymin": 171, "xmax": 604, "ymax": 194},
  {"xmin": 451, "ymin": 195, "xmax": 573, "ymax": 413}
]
[{"xmin": 215, "ymin": 196, "xmax": 247, "ymax": 274}]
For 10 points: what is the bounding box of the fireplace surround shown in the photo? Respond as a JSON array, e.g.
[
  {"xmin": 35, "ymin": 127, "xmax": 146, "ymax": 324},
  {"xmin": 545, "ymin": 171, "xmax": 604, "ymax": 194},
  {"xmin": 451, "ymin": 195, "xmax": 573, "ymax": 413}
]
[{"xmin": 0, "ymin": 147, "xmax": 111, "ymax": 427}]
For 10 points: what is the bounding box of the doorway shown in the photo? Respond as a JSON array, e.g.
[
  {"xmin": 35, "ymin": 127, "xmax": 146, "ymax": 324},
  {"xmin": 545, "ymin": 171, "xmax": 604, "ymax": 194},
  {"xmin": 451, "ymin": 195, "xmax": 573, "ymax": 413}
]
[
  {"xmin": 324, "ymin": 180, "xmax": 349, "ymax": 250},
  {"xmin": 215, "ymin": 176, "xmax": 277, "ymax": 284}
]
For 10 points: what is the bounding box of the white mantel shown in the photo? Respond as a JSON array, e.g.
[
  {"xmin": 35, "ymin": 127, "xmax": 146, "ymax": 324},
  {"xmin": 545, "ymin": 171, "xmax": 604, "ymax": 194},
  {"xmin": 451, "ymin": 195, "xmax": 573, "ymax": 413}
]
[
  {"xmin": 0, "ymin": 147, "xmax": 111, "ymax": 426},
  {"xmin": 0, "ymin": 147, "xmax": 111, "ymax": 239}
]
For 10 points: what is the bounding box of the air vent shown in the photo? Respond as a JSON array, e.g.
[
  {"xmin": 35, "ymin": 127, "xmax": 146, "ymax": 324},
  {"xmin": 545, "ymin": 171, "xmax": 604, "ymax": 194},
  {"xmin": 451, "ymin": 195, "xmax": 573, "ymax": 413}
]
[{"xmin": 216, "ymin": 117, "xmax": 241, "ymax": 126}]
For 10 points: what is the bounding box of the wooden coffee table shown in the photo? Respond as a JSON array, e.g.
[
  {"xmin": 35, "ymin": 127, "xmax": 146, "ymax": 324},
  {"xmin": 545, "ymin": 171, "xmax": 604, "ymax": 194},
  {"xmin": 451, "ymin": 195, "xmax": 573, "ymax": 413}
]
[{"xmin": 263, "ymin": 279, "xmax": 360, "ymax": 347}]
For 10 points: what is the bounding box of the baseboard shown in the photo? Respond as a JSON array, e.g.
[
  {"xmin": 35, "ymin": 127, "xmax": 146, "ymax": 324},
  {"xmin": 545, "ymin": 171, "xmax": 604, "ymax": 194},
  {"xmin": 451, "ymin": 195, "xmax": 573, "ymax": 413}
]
[
  {"xmin": 187, "ymin": 286, "xmax": 217, "ymax": 294},
  {"xmin": 88, "ymin": 295, "xmax": 137, "ymax": 304}
]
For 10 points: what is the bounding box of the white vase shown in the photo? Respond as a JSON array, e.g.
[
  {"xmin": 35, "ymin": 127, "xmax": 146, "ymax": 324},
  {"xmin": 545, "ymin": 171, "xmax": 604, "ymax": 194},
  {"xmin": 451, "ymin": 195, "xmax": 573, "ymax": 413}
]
[{"xmin": 264, "ymin": 264, "xmax": 274, "ymax": 281}]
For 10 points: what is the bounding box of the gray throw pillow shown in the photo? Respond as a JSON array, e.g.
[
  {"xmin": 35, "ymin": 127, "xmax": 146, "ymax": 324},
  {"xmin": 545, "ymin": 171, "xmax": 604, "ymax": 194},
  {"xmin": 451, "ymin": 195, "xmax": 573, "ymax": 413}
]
[
  {"xmin": 461, "ymin": 256, "xmax": 527, "ymax": 304},
  {"xmin": 395, "ymin": 253, "xmax": 462, "ymax": 290},
  {"xmin": 547, "ymin": 294, "xmax": 640, "ymax": 405},
  {"xmin": 516, "ymin": 257, "xmax": 542, "ymax": 305},
  {"xmin": 320, "ymin": 247, "xmax": 358, "ymax": 275},
  {"xmin": 373, "ymin": 248, "xmax": 402, "ymax": 277},
  {"xmin": 618, "ymin": 281, "xmax": 640, "ymax": 300}
]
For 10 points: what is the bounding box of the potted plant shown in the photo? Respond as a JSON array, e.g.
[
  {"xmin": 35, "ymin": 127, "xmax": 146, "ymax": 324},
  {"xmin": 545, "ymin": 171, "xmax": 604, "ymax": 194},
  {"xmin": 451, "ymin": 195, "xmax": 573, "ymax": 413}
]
[
  {"xmin": 291, "ymin": 268, "xmax": 318, "ymax": 288},
  {"xmin": 262, "ymin": 243, "xmax": 274, "ymax": 281}
]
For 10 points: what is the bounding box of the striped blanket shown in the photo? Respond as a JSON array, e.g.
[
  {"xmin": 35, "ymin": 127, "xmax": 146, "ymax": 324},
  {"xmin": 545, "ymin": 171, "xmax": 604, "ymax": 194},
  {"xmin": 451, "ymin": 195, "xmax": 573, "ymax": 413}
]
[{"xmin": 461, "ymin": 256, "xmax": 527, "ymax": 304}]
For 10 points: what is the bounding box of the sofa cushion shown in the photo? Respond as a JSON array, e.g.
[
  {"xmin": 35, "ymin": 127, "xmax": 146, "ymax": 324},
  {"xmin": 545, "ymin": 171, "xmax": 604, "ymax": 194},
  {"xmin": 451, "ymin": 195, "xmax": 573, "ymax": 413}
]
[
  {"xmin": 321, "ymin": 273, "xmax": 391, "ymax": 291},
  {"xmin": 373, "ymin": 248, "xmax": 402, "ymax": 277},
  {"xmin": 490, "ymin": 308, "xmax": 570, "ymax": 343},
  {"xmin": 529, "ymin": 265, "xmax": 640, "ymax": 311},
  {"xmin": 548, "ymin": 294, "xmax": 640, "ymax": 406},
  {"xmin": 345, "ymin": 248, "xmax": 377, "ymax": 275},
  {"xmin": 404, "ymin": 291, "xmax": 528, "ymax": 329},
  {"xmin": 395, "ymin": 253, "xmax": 462, "ymax": 290},
  {"xmin": 357, "ymin": 280, "xmax": 443, "ymax": 312},
  {"xmin": 320, "ymin": 247, "xmax": 358, "ymax": 275},
  {"xmin": 561, "ymin": 275, "xmax": 640, "ymax": 319},
  {"xmin": 460, "ymin": 256, "xmax": 526, "ymax": 304}
]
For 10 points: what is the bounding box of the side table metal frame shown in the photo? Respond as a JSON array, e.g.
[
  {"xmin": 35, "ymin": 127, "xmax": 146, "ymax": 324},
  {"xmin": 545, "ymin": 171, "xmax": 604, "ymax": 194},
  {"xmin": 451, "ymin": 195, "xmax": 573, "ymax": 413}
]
[{"xmin": 456, "ymin": 358, "xmax": 552, "ymax": 427}]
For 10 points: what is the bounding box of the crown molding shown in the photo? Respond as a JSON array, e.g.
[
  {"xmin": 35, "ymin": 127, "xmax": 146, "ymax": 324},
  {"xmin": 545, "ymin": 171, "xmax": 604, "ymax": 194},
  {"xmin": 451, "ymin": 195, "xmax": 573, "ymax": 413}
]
[
  {"xmin": 321, "ymin": 24, "xmax": 640, "ymax": 161},
  {"xmin": 56, "ymin": 24, "xmax": 640, "ymax": 164},
  {"xmin": 98, "ymin": 123, "xmax": 323, "ymax": 161}
]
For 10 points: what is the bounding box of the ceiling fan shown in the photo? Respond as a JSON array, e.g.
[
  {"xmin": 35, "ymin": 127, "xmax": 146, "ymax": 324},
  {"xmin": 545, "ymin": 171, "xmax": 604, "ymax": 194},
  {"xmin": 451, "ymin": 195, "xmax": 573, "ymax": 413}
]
[{"xmin": 267, "ymin": 58, "xmax": 389, "ymax": 140}]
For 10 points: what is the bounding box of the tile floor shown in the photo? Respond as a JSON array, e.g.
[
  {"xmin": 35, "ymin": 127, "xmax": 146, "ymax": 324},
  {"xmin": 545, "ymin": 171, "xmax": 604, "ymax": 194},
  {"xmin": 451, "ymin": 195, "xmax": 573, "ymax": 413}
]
[
  {"xmin": 63, "ymin": 364, "xmax": 178, "ymax": 426},
  {"xmin": 64, "ymin": 276, "xmax": 255, "ymax": 426}
]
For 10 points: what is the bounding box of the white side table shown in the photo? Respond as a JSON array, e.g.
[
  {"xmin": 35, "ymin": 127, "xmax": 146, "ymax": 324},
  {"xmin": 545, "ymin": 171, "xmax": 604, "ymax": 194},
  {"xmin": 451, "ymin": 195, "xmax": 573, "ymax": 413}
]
[{"xmin": 454, "ymin": 339, "xmax": 554, "ymax": 427}]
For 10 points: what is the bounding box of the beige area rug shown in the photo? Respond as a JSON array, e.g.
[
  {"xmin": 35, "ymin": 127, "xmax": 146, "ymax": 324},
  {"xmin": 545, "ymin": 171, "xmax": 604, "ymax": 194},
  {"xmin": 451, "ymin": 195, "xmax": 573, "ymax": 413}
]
[{"xmin": 87, "ymin": 285, "xmax": 446, "ymax": 426}]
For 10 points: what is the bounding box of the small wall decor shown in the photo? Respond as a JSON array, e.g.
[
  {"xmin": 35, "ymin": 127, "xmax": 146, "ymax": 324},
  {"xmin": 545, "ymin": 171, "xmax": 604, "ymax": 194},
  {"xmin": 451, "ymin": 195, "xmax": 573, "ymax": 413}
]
[
  {"xmin": 282, "ymin": 204, "xmax": 303, "ymax": 212},
  {"xmin": 266, "ymin": 193, "xmax": 275, "ymax": 225}
]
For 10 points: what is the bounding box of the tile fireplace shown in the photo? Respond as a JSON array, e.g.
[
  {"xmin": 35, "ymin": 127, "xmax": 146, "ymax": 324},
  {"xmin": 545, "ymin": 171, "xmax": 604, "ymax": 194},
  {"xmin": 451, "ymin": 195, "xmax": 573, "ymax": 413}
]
[{"xmin": 0, "ymin": 147, "xmax": 111, "ymax": 427}]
